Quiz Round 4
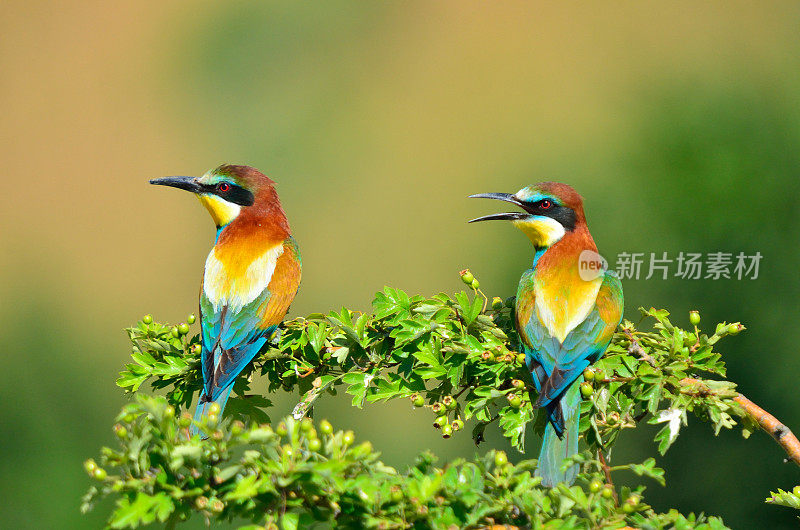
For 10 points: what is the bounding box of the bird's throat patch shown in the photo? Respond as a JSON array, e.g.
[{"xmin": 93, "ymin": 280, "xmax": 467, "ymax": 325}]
[
  {"xmin": 513, "ymin": 217, "xmax": 566, "ymax": 248},
  {"xmin": 198, "ymin": 194, "xmax": 241, "ymax": 228}
]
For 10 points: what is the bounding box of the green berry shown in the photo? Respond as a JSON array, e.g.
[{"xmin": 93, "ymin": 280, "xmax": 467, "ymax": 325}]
[
  {"xmin": 793, "ymin": 485, "xmax": 800, "ymax": 497},
  {"xmin": 195, "ymin": 496, "xmax": 209, "ymax": 510},
  {"xmin": 142, "ymin": 314, "xmax": 153, "ymax": 325},
  {"xmin": 494, "ymin": 451, "xmax": 508, "ymax": 467},
  {"xmin": 471, "ymin": 279, "xmax": 480, "ymax": 290},
  {"xmin": 451, "ymin": 419, "xmax": 464, "ymax": 431},
  {"xmin": 164, "ymin": 405, "xmax": 175, "ymax": 420},
  {"xmin": 390, "ymin": 486, "xmax": 403, "ymax": 503},
  {"xmin": 433, "ymin": 416, "xmax": 448, "ymax": 429},
  {"xmin": 300, "ymin": 417, "xmax": 314, "ymax": 432},
  {"xmin": 511, "ymin": 379, "xmax": 525, "ymax": 389},
  {"xmin": 412, "ymin": 394, "xmax": 425, "ymax": 407},
  {"xmin": 589, "ymin": 479, "xmax": 603, "ymax": 493},
  {"xmin": 481, "ymin": 351, "xmax": 495, "ymax": 362},
  {"xmin": 601, "ymin": 485, "xmax": 614, "ymax": 499},
  {"xmin": 431, "ymin": 402, "xmax": 444, "ymax": 414},
  {"xmin": 308, "ymin": 438, "xmax": 322, "ymax": 451},
  {"xmin": 210, "ymin": 499, "xmax": 224, "ymax": 513},
  {"xmin": 282, "ymin": 445, "xmax": 294, "ymax": 457},
  {"xmin": 84, "ymin": 459, "xmax": 97, "ymax": 475},
  {"xmin": 93, "ymin": 467, "xmax": 107, "ymax": 481},
  {"xmin": 728, "ymin": 323, "xmax": 742, "ymax": 335},
  {"xmin": 443, "ymin": 396, "xmax": 456, "ymax": 410},
  {"xmin": 623, "ymin": 494, "xmax": 641, "ymax": 513},
  {"xmin": 580, "ymin": 382, "xmax": 594, "ymax": 399},
  {"xmin": 460, "ymin": 270, "xmax": 474, "ymax": 285},
  {"xmin": 179, "ymin": 413, "xmax": 192, "ymax": 428},
  {"xmin": 230, "ymin": 421, "xmax": 244, "ymax": 436},
  {"xmin": 491, "ymin": 297, "xmax": 504, "ymax": 311},
  {"xmin": 208, "ymin": 402, "xmax": 221, "ymax": 416},
  {"xmin": 583, "ymin": 368, "xmax": 595, "ymax": 382},
  {"xmin": 516, "ymin": 353, "xmax": 526, "ymax": 364},
  {"xmin": 191, "ymin": 344, "xmax": 202, "ymax": 355},
  {"xmin": 114, "ymin": 424, "xmax": 127, "ymax": 439},
  {"xmin": 689, "ymin": 310, "xmax": 700, "ymax": 326},
  {"xmin": 170, "ymin": 326, "xmax": 179, "ymax": 338},
  {"xmin": 441, "ymin": 424, "xmax": 453, "ymax": 438},
  {"xmin": 207, "ymin": 413, "xmax": 218, "ymax": 426},
  {"xmin": 342, "ymin": 430, "xmax": 355, "ymax": 445},
  {"xmin": 276, "ymin": 422, "xmax": 288, "ymax": 437},
  {"xmin": 319, "ymin": 420, "xmax": 333, "ymax": 435},
  {"xmin": 508, "ymin": 395, "xmax": 522, "ymax": 409},
  {"xmin": 211, "ymin": 429, "xmax": 224, "ymax": 441},
  {"xmin": 178, "ymin": 323, "xmax": 190, "ymax": 335},
  {"xmin": 187, "ymin": 313, "xmax": 196, "ymax": 325}
]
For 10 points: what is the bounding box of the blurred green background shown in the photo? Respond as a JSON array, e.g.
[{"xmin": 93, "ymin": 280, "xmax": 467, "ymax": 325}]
[{"xmin": 2, "ymin": 1, "xmax": 800, "ymax": 527}]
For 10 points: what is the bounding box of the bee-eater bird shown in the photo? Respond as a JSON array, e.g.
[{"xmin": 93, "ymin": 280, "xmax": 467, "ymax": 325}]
[
  {"xmin": 150, "ymin": 165, "xmax": 301, "ymax": 433},
  {"xmin": 469, "ymin": 183, "xmax": 623, "ymax": 486}
]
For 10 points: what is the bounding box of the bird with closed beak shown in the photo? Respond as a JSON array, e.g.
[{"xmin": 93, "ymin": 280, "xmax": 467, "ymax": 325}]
[
  {"xmin": 150, "ymin": 165, "xmax": 301, "ymax": 434},
  {"xmin": 470, "ymin": 182, "xmax": 623, "ymax": 486}
]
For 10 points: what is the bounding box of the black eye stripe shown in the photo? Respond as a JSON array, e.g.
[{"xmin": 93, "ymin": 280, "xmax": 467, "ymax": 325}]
[
  {"xmin": 522, "ymin": 199, "xmax": 577, "ymax": 231},
  {"xmin": 201, "ymin": 183, "xmax": 255, "ymax": 206}
]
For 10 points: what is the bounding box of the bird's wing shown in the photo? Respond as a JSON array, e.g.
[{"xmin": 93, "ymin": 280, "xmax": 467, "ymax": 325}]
[
  {"xmin": 518, "ymin": 270, "xmax": 623, "ymax": 409},
  {"xmin": 199, "ymin": 238, "xmax": 301, "ymax": 401}
]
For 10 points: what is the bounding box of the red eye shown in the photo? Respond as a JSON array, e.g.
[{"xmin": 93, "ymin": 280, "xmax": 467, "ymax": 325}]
[
  {"xmin": 540, "ymin": 199, "xmax": 552, "ymax": 210},
  {"xmin": 217, "ymin": 182, "xmax": 230, "ymax": 192}
]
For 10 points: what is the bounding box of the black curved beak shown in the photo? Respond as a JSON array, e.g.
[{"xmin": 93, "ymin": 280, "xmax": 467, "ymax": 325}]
[
  {"xmin": 149, "ymin": 176, "xmax": 202, "ymax": 193},
  {"xmin": 468, "ymin": 192, "xmax": 528, "ymax": 222}
]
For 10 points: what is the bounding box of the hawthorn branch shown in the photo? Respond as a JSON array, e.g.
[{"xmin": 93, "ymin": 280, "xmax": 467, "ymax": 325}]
[{"xmin": 681, "ymin": 378, "xmax": 800, "ymax": 466}]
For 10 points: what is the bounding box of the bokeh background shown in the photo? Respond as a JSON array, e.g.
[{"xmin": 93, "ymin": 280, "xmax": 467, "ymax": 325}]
[{"xmin": 2, "ymin": 1, "xmax": 800, "ymax": 527}]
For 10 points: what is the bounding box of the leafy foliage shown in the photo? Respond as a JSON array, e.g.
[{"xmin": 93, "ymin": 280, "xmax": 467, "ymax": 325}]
[
  {"xmin": 83, "ymin": 395, "xmax": 728, "ymax": 529},
  {"xmin": 84, "ymin": 277, "xmax": 790, "ymax": 528}
]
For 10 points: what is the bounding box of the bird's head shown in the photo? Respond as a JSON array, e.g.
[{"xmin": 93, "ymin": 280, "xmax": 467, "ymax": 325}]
[
  {"xmin": 469, "ymin": 182, "xmax": 585, "ymax": 249},
  {"xmin": 150, "ymin": 165, "xmax": 281, "ymax": 228}
]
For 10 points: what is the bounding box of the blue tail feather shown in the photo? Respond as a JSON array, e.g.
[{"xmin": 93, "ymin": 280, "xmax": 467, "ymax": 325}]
[
  {"xmin": 190, "ymin": 384, "xmax": 233, "ymax": 436},
  {"xmin": 536, "ymin": 381, "xmax": 581, "ymax": 487}
]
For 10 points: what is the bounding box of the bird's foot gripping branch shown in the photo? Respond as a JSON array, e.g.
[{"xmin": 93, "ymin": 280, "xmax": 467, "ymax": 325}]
[{"xmin": 85, "ymin": 274, "xmax": 800, "ymax": 528}]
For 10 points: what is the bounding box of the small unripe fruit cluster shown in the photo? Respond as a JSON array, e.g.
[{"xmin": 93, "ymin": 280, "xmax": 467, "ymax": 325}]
[
  {"xmin": 622, "ymin": 494, "xmax": 641, "ymax": 513},
  {"xmin": 689, "ymin": 310, "xmax": 700, "ymax": 326},
  {"xmin": 459, "ymin": 269, "xmax": 480, "ymax": 290}
]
